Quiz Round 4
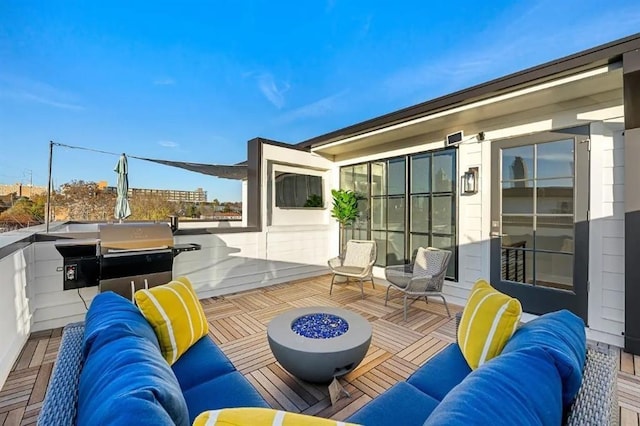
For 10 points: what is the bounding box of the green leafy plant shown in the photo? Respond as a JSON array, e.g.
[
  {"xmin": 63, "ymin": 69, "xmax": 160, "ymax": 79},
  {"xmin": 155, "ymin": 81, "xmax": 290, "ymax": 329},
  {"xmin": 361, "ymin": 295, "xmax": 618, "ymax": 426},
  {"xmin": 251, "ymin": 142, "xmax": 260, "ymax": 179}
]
[{"xmin": 330, "ymin": 189, "xmax": 359, "ymax": 255}]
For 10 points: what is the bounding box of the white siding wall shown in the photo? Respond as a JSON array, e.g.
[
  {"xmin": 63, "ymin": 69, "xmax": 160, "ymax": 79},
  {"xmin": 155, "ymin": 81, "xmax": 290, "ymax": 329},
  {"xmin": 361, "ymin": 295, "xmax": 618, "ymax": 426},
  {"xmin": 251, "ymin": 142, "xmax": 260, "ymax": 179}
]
[
  {"xmin": 333, "ymin": 89, "xmax": 625, "ymax": 345},
  {"xmin": 0, "ymin": 245, "xmax": 34, "ymax": 388},
  {"xmin": 450, "ymin": 139, "xmax": 487, "ymax": 307},
  {"xmin": 31, "ymin": 241, "xmax": 97, "ymax": 332},
  {"xmin": 588, "ymin": 121, "xmax": 625, "ymax": 345}
]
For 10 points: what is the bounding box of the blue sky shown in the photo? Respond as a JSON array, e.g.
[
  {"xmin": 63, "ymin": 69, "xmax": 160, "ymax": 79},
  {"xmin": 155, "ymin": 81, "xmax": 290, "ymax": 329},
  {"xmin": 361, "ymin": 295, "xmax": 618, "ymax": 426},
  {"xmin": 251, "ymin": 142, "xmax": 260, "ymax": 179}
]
[{"xmin": 1, "ymin": 1, "xmax": 639, "ymax": 202}]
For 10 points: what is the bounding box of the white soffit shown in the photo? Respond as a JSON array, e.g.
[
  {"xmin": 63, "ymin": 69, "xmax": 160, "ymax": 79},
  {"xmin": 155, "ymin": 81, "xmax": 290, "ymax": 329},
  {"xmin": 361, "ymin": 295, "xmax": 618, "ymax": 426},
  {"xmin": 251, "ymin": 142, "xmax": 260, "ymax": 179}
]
[{"xmin": 312, "ymin": 64, "xmax": 622, "ymax": 156}]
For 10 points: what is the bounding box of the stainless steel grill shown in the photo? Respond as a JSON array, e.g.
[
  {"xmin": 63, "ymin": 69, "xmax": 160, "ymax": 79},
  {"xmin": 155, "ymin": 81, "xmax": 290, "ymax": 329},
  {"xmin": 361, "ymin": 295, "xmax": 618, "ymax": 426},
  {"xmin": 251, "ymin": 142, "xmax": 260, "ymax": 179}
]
[{"xmin": 55, "ymin": 223, "xmax": 200, "ymax": 299}]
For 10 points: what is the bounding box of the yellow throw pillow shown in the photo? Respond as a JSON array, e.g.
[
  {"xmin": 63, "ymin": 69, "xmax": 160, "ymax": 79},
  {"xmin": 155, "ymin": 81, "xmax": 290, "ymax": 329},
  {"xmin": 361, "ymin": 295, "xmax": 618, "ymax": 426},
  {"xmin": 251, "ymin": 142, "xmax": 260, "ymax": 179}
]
[
  {"xmin": 193, "ymin": 408, "xmax": 361, "ymax": 426},
  {"xmin": 457, "ymin": 279, "xmax": 522, "ymax": 369},
  {"xmin": 135, "ymin": 276, "xmax": 209, "ymax": 365}
]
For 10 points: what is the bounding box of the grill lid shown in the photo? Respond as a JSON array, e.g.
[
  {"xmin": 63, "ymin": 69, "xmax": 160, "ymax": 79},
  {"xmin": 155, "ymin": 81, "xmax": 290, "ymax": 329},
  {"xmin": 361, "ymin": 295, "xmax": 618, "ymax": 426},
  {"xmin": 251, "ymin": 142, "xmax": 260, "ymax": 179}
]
[{"xmin": 98, "ymin": 223, "xmax": 173, "ymax": 254}]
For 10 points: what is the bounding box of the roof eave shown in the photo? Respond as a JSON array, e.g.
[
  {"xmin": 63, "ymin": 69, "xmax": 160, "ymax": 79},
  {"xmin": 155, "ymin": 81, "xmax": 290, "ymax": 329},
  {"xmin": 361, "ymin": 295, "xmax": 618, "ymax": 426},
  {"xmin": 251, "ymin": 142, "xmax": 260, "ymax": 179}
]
[{"xmin": 298, "ymin": 32, "xmax": 640, "ymax": 150}]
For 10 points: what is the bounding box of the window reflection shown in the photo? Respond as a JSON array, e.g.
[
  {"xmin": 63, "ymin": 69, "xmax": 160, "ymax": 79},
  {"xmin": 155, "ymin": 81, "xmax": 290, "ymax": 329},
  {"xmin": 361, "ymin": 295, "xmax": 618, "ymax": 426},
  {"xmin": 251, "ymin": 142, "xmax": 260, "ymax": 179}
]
[
  {"xmin": 340, "ymin": 148, "xmax": 456, "ymax": 279},
  {"xmin": 500, "ymin": 138, "xmax": 576, "ymax": 290}
]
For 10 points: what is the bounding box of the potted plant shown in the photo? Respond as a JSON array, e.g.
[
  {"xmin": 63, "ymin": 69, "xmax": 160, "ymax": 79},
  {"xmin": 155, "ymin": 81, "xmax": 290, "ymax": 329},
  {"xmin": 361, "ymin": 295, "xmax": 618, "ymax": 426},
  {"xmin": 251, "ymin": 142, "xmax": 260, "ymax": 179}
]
[{"xmin": 330, "ymin": 189, "xmax": 359, "ymax": 256}]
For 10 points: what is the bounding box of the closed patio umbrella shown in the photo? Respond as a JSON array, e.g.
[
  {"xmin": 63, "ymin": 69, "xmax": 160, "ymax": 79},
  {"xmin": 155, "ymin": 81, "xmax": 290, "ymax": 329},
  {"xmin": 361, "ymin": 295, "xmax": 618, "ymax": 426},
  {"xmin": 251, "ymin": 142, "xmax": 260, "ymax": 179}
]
[{"xmin": 114, "ymin": 153, "xmax": 131, "ymax": 222}]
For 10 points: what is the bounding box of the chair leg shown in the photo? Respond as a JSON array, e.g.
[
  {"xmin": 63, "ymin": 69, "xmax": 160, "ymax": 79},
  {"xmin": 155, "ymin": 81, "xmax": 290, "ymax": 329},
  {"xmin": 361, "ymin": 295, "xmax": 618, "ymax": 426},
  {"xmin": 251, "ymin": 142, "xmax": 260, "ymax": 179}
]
[
  {"xmin": 370, "ymin": 276, "xmax": 375, "ymax": 289},
  {"xmin": 329, "ymin": 274, "xmax": 336, "ymax": 295},
  {"xmin": 384, "ymin": 286, "xmax": 391, "ymax": 306},
  {"xmin": 403, "ymin": 294, "xmax": 408, "ymax": 321},
  {"xmin": 424, "ymin": 296, "xmax": 429, "ymax": 304},
  {"xmin": 439, "ymin": 295, "xmax": 451, "ymax": 317}
]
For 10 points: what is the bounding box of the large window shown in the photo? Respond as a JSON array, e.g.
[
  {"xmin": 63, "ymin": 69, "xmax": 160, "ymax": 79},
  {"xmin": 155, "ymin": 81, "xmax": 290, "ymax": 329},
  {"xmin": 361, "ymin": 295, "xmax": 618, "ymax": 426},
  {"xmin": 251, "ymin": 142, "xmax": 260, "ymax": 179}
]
[
  {"xmin": 340, "ymin": 148, "xmax": 457, "ymax": 279},
  {"xmin": 340, "ymin": 164, "xmax": 369, "ymax": 240}
]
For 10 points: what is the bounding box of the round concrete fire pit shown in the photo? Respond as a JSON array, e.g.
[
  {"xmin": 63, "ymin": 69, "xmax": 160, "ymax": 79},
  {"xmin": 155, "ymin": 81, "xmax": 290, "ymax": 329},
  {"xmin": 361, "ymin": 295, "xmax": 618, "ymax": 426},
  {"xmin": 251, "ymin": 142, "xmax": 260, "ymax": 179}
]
[{"xmin": 267, "ymin": 307, "xmax": 372, "ymax": 383}]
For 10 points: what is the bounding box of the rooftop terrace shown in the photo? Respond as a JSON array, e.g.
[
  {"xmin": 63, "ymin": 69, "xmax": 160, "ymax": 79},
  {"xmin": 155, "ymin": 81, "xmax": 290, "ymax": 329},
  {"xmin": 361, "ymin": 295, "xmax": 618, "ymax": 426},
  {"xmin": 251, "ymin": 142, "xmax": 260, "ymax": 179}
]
[{"xmin": 0, "ymin": 275, "xmax": 638, "ymax": 425}]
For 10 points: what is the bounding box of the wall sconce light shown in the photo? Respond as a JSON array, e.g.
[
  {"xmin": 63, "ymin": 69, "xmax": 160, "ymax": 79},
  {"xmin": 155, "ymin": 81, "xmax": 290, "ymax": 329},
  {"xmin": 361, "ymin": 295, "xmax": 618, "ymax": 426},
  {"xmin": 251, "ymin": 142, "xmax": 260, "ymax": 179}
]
[{"xmin": 463, "ymin": 167, "xmax": 479, "ymax": 194}]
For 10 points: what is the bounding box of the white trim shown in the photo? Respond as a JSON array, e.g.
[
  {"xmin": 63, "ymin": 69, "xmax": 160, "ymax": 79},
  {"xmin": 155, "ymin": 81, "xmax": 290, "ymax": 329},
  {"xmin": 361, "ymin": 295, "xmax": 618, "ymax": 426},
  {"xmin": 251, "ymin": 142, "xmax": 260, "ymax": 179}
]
[{"xmin": 311, "ymin": 65, "xmax": 614, "ymax": 153}]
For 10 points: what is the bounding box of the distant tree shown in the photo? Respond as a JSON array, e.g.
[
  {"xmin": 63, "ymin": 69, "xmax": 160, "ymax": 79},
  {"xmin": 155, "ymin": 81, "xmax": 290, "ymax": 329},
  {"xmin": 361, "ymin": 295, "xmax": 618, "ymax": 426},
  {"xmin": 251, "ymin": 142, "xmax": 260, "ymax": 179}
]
[
  {"xmin": 185, "ymin": 203, "xmax": 200, "ymax": 218},
  {"xmin": 128, "ymin": 193, "xmax": 175, "ymax": 221},
  {"xmin": 0, "ymin": 194, "xmax": 47, "ymax": 228},
  {"xmin": 29, "ymin": 194, "xmax": 47, "ymax": 220},
  {"xmin": 55, "ymin": 180, "xmax": 116, "ymax": 221},
  {"xmin": 222, "ymin": 202, "xmax": 233, "ymax": 213}
]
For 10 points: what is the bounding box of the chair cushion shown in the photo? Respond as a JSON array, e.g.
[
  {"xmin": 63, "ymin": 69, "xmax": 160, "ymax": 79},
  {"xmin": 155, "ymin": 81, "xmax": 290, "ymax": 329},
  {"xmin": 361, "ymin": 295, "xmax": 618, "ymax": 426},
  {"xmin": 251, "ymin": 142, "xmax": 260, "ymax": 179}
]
[
  {"xmin": 346, "ymin": 382, "xmax": 440, "ymax": 426},
  {"xmin": 333, "ymin": 265, "xmax": 365, "ymax": 275},
  {"xmin": 385, "ymin": 267, "xmax": 412, "ymax": 288},
  {"xmin": 343, "ymin": 241, "xmax": 373, "ymax": 267},
  {"xmin": 182, "ymin": 371, "xmax": 269, "ymax": 423},
  {"xmin": 457, "ymin": 279, "xmax": 522, "ymax": 369},
  {"xmin": 502, "ymin": 309, "xmax": 586, "ymax": 406},
  {"xmin": 194, "ymin": 408, "xmax": 361, "ymax": 425},
  {"xmin": 171, "ymin": 335, "xmax": 236, "ymax": 392},
  {"xmin": 423, "ymin": 346, "xmax": 563, "ymax": 426},
  {"xmin": 83, "ymin": 291, "xmax": 160, "ymax": 355},
  {"xmin": 407, "ymin": 343, "xmax": 471, "ymax": 401},
  {"xmin": 77, "ymin": 320, "xmax": 189, "ymax": 426},
  {"xmin": 135, "ymin": 276, "xmax": 209, "ymax": 365}
]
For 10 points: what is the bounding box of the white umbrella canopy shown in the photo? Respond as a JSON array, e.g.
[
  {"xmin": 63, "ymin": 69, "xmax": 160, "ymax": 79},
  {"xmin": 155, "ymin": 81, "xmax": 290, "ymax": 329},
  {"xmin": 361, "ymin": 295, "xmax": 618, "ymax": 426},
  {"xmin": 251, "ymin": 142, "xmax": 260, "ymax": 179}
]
[{"xmin": 114, "ymin": 153, "xmax": 131, "ymax": 221}]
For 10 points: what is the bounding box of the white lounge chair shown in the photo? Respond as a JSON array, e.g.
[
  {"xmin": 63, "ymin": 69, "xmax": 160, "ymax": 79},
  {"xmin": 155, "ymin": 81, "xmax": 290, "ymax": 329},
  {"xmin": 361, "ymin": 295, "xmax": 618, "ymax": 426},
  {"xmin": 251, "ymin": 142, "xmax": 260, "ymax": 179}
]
[{"xmin": 328, "ymin": 240, "xmax": 377, "ymax": 299}]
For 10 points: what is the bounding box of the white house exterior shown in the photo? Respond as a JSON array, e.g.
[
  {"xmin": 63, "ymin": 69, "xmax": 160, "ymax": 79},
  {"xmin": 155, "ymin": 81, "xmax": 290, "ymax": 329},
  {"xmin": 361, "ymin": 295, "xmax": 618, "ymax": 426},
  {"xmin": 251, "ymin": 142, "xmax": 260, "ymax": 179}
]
[
  {"xmin": 258, "ymin": 33, "xmax": 640, "ymax": 351},
  {"xmin": 1, "ymin": 33, "xmax": 639, "ymax": 389}
]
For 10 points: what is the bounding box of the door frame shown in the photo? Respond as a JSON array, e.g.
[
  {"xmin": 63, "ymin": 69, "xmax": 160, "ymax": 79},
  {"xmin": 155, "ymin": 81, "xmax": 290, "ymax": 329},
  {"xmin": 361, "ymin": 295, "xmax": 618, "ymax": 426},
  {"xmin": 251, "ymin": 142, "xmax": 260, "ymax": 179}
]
[{"xmin": 489, "ymin": 125, "xmax": 590, "ymax": 322}]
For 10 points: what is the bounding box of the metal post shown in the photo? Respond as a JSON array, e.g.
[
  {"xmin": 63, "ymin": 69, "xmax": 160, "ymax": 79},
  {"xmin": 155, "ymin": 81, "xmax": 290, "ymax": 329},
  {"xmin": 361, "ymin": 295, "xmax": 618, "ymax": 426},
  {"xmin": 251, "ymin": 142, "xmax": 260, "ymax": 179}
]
[{"xmin": 45, "ymin": 141, "xmax": 53, "ymax": 233}]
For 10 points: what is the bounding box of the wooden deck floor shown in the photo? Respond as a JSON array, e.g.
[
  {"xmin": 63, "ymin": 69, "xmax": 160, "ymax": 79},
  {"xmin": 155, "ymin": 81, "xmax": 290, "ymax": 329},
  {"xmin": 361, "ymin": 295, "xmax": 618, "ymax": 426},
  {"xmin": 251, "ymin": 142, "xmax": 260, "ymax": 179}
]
[{"xmin": 1, "ymin": 274, "xmax": 639, "ymax": 425}]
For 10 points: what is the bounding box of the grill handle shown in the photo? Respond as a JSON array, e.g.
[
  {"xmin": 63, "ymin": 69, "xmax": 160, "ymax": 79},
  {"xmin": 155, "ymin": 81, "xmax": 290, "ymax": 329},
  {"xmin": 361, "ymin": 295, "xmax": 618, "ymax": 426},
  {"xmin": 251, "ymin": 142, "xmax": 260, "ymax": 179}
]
[{"xmin": 172, "ymin": 243, "xmax": 202, "ymax": 257}]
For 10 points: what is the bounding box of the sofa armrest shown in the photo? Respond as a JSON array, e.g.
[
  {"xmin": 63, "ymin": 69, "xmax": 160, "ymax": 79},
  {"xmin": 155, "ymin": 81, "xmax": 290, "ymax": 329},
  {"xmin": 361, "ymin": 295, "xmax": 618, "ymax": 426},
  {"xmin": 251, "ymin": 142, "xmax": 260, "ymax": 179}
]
[
  {"xmin": 565, "ymin": 342, "xmax": 618, "ymax": 426},
  {"xmin": 37, "ymin": 322, "xmax": 85, "ymax": 426}
]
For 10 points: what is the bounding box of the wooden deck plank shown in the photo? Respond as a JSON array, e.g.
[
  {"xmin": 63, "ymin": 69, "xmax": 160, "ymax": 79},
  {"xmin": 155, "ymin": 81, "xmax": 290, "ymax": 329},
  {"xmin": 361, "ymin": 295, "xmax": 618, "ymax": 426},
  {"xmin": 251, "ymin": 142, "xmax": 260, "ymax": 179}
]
[
  {"xmin": 12, "ymin": 342, "xmax": 37, "ymax": 372},
  {"xmin": 27, "ymin": 363, "xmax": 53, "ymax": 406},
  {"xmin": 267, "ymin": 364, "xmax": 319, "ymax": 406},
  {"xmin": 623, "ymin": 351, "xmax": 636, "ymax": 374},
  {"xmin": 249, "ymin": 370, "xmax": 298, "ymax": 412},
  {"xmin": 3, "ymin": 406, "xmax": 25, "ymax": 426},
  {"xmin": 621, "ymin": 407, "xmax": 639, "ymax": 426},
  {"xmin": 1, "ymin": 275, "xmax": 639, "ymax": 425},
  {"xmin": 27, "ymin": 341, "xmax": 48, "ymax": 370}
]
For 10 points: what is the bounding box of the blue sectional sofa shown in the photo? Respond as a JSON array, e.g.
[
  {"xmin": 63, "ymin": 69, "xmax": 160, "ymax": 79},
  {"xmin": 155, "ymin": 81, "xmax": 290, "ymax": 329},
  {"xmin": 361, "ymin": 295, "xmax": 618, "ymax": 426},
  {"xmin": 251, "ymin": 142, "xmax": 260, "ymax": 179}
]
[
  {"xmin": 38, "ymin": 292, "xmax": 618, "ymax": 425},
  {"xmin": 346, "ymin": 310, "xmax": 618, "ymax": 426},
  {"xmin": 37, "ymin": 292, "xmax": 268, "ymax": 425}
]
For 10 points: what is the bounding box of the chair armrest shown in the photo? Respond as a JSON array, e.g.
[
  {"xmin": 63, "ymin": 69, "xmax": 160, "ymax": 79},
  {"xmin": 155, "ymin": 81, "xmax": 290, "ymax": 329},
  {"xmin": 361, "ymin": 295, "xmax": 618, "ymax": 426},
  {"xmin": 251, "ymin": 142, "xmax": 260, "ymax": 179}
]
[
  {"xmin": 384, "ymin": 264, "xmax": 412, "ymax": 275},
  {"xmin": 37, "ymin": 322, "xmax": 85, "ymax": 426},
  {"xmin": 328, "ymin": 256, "xmax": 343, "ymax": 269},
  {"xmin": 565, "ymin": 343, "xmax": 618, "ymax": 425}
]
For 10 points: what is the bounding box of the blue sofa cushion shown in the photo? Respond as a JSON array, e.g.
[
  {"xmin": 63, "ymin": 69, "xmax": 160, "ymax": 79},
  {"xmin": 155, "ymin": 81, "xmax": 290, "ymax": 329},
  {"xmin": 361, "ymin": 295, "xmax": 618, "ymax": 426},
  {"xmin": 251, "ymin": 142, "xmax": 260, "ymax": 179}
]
[
  {"xmin": 182, "ymin": 371, "xmax": 270, "ymax": 423},
  {"xmin": 424, "ymin": 346, "xmax": 563, "ymax": 426},
  {"xmin": 502, "ymin": 309, "xmax": 586, "ymax": 405},
  {"xmin": 78, "ymin": 329, "xmax": 189, "ymax": 426},
  {"xmin": 83, "ymin": 291, "xmax": 160, "ymax": 356},
  {"xmin": 172, "ymin": 335, "xmax": 236, "ymax": 391},
  {"xmin": 346, "ymin": 382, "xmax": 439, "ymax": 426},
  {"xmin": 407, "ymin": 343, "xmax": 471, "ymax": 401}
]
